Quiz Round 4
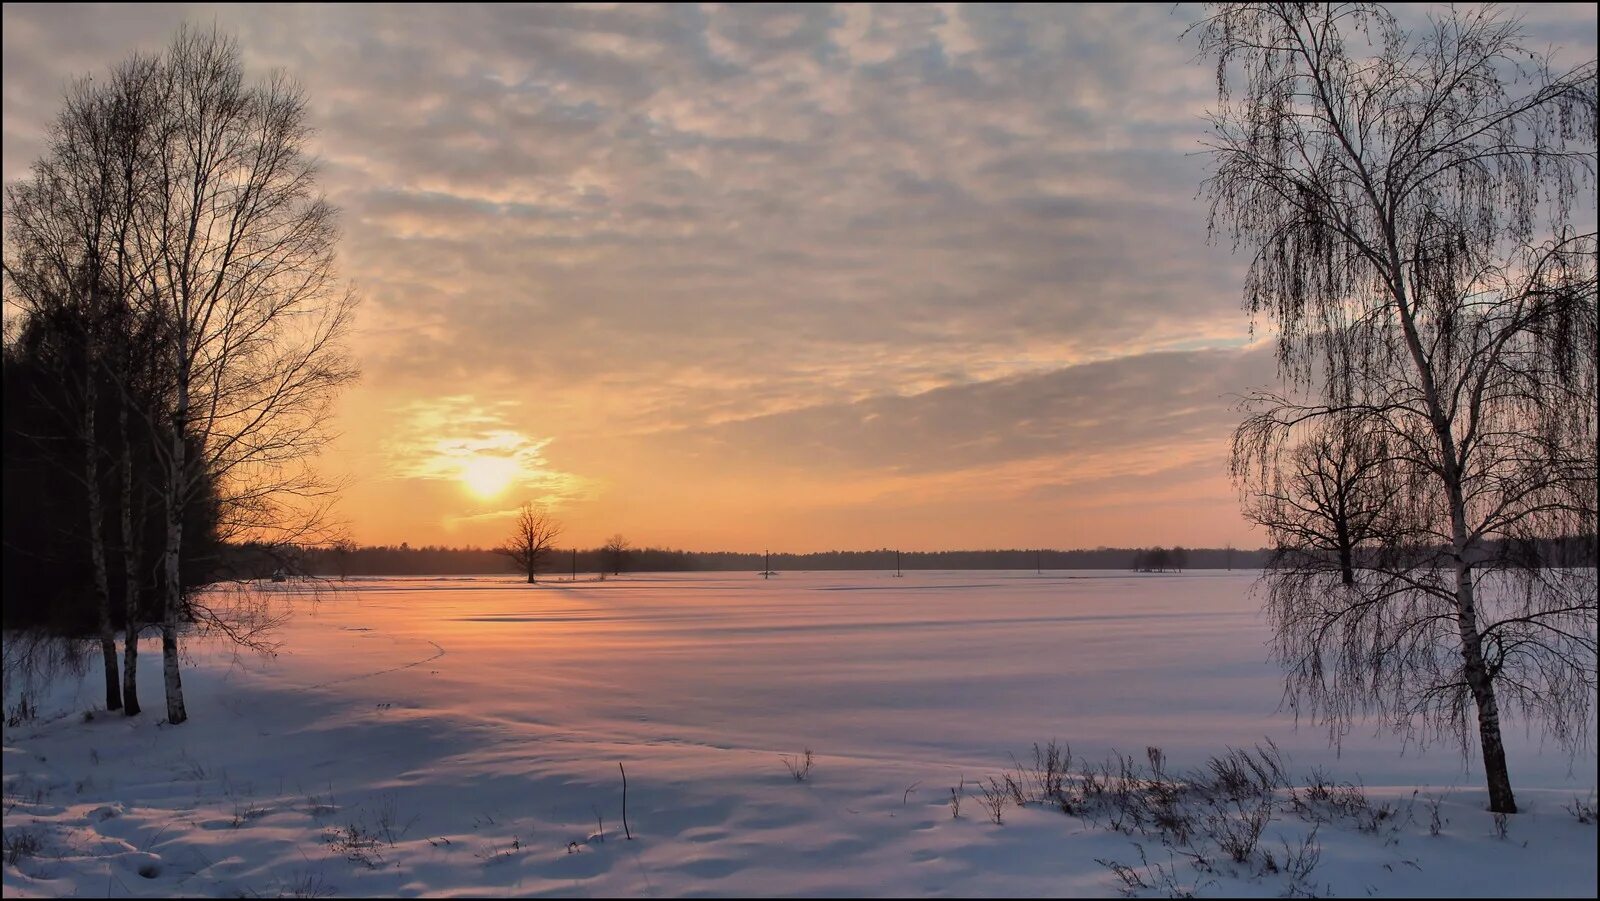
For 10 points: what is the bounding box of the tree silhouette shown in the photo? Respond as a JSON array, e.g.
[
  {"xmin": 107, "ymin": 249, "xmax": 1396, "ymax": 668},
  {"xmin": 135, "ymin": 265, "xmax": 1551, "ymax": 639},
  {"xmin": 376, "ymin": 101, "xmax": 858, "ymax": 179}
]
[
  {"xmin": 1195, "ymin": 2, "xmax": 1597, "ymax": 813},
  {"xmin": 499, "ymin": 503, "xmax": 563, "ymax": 584},
  {"xmin": 1238, "ymin": 415, "xmax": 1394, "ymax": 586},
  {"xmin": 602, "ymin": 533, "xmax": 631, "ymax": 576}
]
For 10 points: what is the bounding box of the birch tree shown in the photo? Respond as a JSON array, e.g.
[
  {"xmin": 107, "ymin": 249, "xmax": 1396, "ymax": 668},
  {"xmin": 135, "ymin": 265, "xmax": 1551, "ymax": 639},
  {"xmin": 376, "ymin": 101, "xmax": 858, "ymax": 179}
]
[
  {"xmin": 101, "ymin": 56, "xmax": 167, "ymax": 717},
  {"xmin": 1195, "ymin": 3, "xmax": 1597, "ymax": 813},
  {"xmin": 139, "ymin": 26, "xmax": 357, "ymax": 724},
  {"xmin": 4, "ymin": 35, "xmax": 335, "ymax": 721},
  {"xmin": 3, "ymin": 74, "xmax": 140, "ymax": 712}
]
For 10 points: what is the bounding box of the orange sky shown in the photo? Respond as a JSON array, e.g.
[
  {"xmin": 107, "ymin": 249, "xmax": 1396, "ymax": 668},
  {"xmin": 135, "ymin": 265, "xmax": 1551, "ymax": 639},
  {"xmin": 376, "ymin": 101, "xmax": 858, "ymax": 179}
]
[
  {"xmin": 324, "ymin": 348, "xmax": 1276, "ymax": 552},
  {"xmin": 6, "ymin": 4, "xmax": 1595, "ymax": 552}
]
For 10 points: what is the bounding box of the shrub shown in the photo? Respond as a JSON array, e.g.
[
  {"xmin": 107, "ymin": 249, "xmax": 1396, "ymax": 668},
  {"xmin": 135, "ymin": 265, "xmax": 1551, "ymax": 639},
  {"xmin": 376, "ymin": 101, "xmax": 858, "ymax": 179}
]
[
  {"xmin": 3, "ymin": 829, "xmax": 43, "ymax": 865},
  {"xmin": 976, "ymin": 777, "xmax": 1010, "ymax": 825},
  {"xmin": 782, "ymin": 748, "xmax": 814, "ymax": 782},
  {"xmin": 4, "ymin": 695, "xmax": 38, "ymax": 728},
  {"xmin": 325, "ymin": 822, "xmax": 383, "ymax": 868},
  {"xmin": 1566, "ymin": 791, "xmax": 1596, "ymax": 826},
  {"xmin": 1205, "ymin": 798, "xmax": 1271, "ymax": 863}
]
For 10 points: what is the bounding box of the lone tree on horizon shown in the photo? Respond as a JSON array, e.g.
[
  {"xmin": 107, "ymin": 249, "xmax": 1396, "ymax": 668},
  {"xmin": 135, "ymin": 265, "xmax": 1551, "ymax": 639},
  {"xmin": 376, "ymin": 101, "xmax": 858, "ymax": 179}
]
[
  {"xmin": 1195, "ymin": 2, "xmax": 1597, "ymax": 813},
  {"xmin": 1238, "ymin": 414, "xmax": 1395, "ymax": 586},
  {"xmin": 500, "ymin": 503, "xmax": 563, "ymax": 584},
  {"xmin": 602, "ymin": 533, "xmax": 631, "ymax": 576}
]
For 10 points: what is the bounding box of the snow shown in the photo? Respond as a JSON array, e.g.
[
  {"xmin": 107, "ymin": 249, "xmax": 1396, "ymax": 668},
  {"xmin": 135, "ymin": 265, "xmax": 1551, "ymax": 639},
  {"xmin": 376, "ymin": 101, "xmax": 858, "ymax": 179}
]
[{"xmin": 4, "ymin": 570, "xmax": 1596, "ymax": 897}]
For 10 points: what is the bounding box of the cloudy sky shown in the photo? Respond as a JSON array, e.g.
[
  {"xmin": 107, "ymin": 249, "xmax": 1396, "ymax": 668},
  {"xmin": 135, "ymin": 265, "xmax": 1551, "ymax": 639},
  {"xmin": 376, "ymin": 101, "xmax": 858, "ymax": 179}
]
[{"xmin": 4, "ymin": 4, "xmax": 1595, "ymax": 552}]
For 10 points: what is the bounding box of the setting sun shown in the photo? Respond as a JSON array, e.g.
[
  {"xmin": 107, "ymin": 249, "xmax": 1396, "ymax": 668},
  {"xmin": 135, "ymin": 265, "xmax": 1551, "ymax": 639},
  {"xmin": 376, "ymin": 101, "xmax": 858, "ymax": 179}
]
[{"xmin": 459, "ymin": 456, "xmax": 519, "ymax": 498}]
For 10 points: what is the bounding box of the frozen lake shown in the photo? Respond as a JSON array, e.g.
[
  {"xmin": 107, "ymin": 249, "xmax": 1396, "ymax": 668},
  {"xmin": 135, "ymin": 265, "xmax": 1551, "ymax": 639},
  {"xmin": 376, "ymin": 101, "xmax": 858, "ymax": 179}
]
[
  {"xmin": 4, "ymin": 570, "xmax": 1595, "ymax": 897},
  {"xmin": 257, "ymin": 570, "xmax": 1593, "ymax": 787}
]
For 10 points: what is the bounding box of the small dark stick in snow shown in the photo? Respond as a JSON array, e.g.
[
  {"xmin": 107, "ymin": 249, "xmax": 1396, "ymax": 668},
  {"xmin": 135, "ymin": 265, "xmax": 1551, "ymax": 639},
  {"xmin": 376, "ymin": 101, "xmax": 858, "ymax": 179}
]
[{"xmin": 620, "ymin": 762, "xmax": 632, "ymax": 839}]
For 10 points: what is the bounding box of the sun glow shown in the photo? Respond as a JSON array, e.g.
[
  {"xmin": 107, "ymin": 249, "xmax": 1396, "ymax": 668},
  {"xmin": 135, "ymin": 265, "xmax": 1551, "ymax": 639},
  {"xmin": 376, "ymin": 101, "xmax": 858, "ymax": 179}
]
[
  {"xmin": 382, "ymin": 398, "xmax": 593, "ymax": 517},
  {"xmin": 459, "ymin": 456, "xmax": 519, "ymax": 498}
]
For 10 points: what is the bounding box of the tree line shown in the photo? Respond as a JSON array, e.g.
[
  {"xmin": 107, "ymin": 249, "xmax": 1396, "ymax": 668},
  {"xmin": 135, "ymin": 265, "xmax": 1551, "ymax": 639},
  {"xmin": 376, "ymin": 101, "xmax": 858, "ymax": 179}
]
[
  {"xmin": 231, "ymin": 537, "xmax": 1600, "ymax": 580},
  {"xmin": 2, "ymin": 26, "xmax": 356, "ymax": 725},
  {"xmin": 276, "ymin": 542, "xmax": 1276, "ymax": 577}
]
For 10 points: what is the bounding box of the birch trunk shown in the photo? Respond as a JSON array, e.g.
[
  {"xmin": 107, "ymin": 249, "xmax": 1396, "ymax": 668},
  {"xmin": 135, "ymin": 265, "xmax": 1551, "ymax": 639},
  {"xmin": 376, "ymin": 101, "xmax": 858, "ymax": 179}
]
[
  {"xmin": 1444, "ymin": 463, "xmax": 1517, "ymax": 813},
  {"xmin": 119, "ymin": 398, "xmax": 141, "ymax": 716},
  {"xmin": 160, "ymin": 383, "xmax": 188, "ymax": 725},
  {"xmin": 1454, "ymin": 557, "xmax": 1517, "ymax": 813},
  {"xmin": 1403, "ymin": 278, "xmax": 1517, "ymax": 814},
  {"xmin": 84, "ymin": 356, "xmax": 122, "ymax": 712}
]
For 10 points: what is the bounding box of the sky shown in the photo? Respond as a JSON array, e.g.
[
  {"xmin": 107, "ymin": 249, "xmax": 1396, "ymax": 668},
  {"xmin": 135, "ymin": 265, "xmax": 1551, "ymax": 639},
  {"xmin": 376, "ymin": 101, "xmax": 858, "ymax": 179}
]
[{"xmin": 4, "ymin": 3, "xmax": 1595, "ymax": 553}]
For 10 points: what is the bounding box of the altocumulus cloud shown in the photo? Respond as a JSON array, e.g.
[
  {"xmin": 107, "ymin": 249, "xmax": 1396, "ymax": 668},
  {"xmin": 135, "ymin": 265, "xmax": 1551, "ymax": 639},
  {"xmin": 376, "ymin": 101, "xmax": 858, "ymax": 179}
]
[
  {"xmin": 4, "ymin": 3, "xmax": 1253, "ymax": 429},
  {"xmin": 5, "ymin": 4, "xmax": 1593, "ymax": 547}
]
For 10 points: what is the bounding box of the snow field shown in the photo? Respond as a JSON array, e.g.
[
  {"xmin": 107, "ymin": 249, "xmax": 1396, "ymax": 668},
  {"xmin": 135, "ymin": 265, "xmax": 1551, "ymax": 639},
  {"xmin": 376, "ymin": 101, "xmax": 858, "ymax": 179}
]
[{"xmin": 3, "ymin": 571, "xmax": 1595, "ymax": 896}]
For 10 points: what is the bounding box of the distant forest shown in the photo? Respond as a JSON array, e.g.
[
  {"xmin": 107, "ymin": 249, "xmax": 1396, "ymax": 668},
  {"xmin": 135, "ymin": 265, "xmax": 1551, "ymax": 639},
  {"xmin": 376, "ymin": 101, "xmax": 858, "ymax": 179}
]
[
  {"xmin": 279, "ymin": 544, "xmax": 1272, "ymax": 578},
  {"xmin": 233, "ymin": 537, "xmax": 1595, "ymax": 580}
]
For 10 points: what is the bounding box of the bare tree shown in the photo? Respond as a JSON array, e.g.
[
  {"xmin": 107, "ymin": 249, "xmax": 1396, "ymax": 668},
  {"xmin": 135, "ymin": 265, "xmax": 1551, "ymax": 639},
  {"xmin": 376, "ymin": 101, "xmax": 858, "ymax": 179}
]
[
  {"xmin": 603, "ymin": 533, "xmax": 631, "ymax": 576},
  {"xmin": 1195, "ymin": 3, "xmax": 1597, "ymax": 813},
  {"xmin": 499, "ymin": 503, "xmax": 563, "ymax": 584},
  {"xmin": 135, "ymin": 27, "xmax": 356, "ymax": 724},
  {"xmin": 1134, "ymin": 547, "xmax": 1173, "ymax": 573},
  {"xmin": 330, "ymin": 539, "xmax": 357, "ymax": 581},
  {"xmin": 6, "ymin": 33, "xmax": 349, "ymax": 724},
  {"xmin": 96, "ymin": 55, "xmax": 168, "ymax": 718},
  {"xmin": 1237, "ymin": 414, "xmax": 1395, "ymax": 585},
  {"xmin": 2, "ymin": 61, "xmax": 162, "ymax": 712}
]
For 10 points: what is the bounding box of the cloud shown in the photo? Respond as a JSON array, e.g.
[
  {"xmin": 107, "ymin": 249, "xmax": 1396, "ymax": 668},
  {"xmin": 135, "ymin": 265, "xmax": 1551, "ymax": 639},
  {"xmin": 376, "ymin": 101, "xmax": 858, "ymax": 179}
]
[
  {"xmin": 5, "ymin": 3, "xmax": 1593, "ymax": 548},
  {"xmin": 441, "ymin": 506, "xmax": 526, "ymax": 530},
  {"xmin": 382, "ymin": 396, "xmax": 592, "ymax": 505},
  {"xmin": 626, "ymin": 345, "xmax": 1277, "ymax": 480},
  {"xmin": 4, "ymin": 4, "xmax": 1257, "ymax": 429}
]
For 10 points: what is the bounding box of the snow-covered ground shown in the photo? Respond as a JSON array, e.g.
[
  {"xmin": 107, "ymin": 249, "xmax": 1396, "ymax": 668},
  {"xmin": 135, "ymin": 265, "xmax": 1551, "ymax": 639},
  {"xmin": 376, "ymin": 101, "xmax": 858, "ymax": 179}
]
[{"xmin": 3, "ymin": 571, "xmax": 1595, "ymax": 897}]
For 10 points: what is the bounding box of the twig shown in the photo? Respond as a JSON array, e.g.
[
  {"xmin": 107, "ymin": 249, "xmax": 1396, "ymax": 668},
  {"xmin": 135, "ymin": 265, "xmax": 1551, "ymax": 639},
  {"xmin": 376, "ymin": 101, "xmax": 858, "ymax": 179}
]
[
  {"xmin": 904, "ymin": 781, "xmax": 921, "ymax": 805},
  {"xmin": 620, "ymin": 762, "xmax": 632, "ymax": 840}
]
